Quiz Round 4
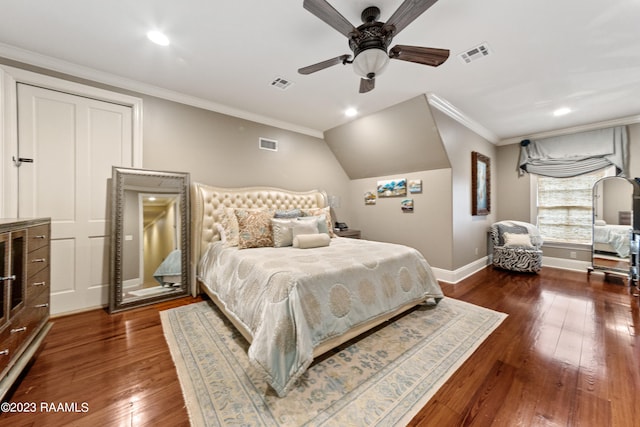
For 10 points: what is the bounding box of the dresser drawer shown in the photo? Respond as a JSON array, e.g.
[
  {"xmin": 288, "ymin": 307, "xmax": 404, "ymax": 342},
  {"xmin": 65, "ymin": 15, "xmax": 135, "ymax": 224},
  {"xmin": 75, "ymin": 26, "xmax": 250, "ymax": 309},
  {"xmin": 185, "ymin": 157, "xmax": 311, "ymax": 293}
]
[
  {"xmin": 26, "ymin": 267, "xmax": 50, "ymax": 301},
  {"xmin": 0, "ymin": 327, "xmax": 16, "ymax": 375},
  {"xmin": 8, "ymin": 294, "xmax": 49, "ymax": 357},
  {"xmin": 27, "ymin": 245, "xmax": 50, "ymax": 277},
  {"xmin": 28, "ymin": 223, "xmax": 50, "ymax": 252}
]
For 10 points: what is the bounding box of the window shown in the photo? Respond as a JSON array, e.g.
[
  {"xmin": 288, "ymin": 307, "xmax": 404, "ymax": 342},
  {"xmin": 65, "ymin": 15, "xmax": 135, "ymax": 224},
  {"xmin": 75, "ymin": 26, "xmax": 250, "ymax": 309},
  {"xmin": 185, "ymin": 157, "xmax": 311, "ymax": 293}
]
[{"xmin": 535, "ymin": 167, "xmax": 614, "ymax": 244}]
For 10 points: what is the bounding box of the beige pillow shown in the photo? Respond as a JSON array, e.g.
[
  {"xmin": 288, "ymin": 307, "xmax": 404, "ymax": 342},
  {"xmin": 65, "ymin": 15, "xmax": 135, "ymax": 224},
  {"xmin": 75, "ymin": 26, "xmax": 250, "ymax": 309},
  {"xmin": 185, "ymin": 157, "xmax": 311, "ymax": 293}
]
[
  {"xmin": 503, "ymin": 232, "xmax": 533, "ymax": 248},
  {"xmin": 294, "ymin": 233, "xmax": 330, "ymax": 249},
  {"xmin": 235, "ymin": 209, "xmax": 275, "ymax": 249},
  {"xmin": 220, "ymin": 208, "xmax": 240, "ymax": 247}
]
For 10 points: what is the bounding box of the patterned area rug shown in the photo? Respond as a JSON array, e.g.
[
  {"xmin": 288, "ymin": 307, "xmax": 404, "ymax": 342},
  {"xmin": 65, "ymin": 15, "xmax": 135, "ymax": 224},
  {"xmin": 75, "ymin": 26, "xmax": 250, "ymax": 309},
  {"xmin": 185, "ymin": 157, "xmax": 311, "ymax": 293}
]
[{"xmin": 161, "ymin": 298, "xmax": 506, "ymax": 426}]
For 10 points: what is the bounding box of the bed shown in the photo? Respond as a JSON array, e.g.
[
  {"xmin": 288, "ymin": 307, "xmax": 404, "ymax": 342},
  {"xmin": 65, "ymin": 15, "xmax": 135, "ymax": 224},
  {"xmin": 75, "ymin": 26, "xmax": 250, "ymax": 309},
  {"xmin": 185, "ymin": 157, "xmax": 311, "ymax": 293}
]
[
  {"xmin": 593, "ymin": 220, "xmax": 631, "ymax": 258},
  {"xmin": 153, "ymin": 249, "xmax": 182, "ymax": 286},
  {"xmin": 191, "ymin": 183, "xmax": 444, "ymax": 396}
]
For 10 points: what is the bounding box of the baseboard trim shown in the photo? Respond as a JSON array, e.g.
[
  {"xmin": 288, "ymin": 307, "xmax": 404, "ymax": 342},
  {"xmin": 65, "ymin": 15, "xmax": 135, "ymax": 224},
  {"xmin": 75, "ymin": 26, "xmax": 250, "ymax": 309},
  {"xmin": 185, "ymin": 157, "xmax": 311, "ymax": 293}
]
[
  {"xmin": 542, "ymin": 256, "xmax": 591, "ymax": 272},
  {"xmin": 432, "ymin": 255, "xmax": 596, "ymax": 284},
  {"xmin": 431, "ymin": 256, "xmax": 490, "ymax": 284}
]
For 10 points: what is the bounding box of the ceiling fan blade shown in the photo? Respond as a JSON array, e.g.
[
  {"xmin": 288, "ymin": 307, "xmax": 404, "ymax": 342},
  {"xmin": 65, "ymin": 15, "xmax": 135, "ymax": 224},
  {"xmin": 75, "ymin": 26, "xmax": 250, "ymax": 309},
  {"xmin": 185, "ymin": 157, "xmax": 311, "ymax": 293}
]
[
  {"xmin": 303, "ymin": 0, "xmax": 356, "ymax": 37},
  {"xmin": 298, "ymin": 54, "xmax": 351, "ymax": 75},
  {"xmin": 359, "ymin": 77, "xmax": 375, "ymax": 93},
  {"xmin": 384, "ymin": 0, "xmax": 440, "ymax": 36},
  {"xmin": 389, "ymin": 45, "xmax": 450, "ymax": 67}
]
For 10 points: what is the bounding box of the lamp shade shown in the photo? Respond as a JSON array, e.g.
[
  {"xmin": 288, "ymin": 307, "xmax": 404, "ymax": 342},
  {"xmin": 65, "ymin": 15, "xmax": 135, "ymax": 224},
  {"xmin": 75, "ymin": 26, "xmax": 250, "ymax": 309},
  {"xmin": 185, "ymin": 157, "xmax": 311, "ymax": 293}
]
[{"xmin": 352, "ymin": 48, "xmax": 389, "ymax": 78}]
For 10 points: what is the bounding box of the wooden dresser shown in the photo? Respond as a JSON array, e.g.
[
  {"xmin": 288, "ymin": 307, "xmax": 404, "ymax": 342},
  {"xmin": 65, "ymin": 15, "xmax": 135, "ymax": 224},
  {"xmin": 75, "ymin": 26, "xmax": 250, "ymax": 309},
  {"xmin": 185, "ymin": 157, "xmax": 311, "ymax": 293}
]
[{"xmin": 0, "ymin": 218, "xmax": 52, "ymax": 400}]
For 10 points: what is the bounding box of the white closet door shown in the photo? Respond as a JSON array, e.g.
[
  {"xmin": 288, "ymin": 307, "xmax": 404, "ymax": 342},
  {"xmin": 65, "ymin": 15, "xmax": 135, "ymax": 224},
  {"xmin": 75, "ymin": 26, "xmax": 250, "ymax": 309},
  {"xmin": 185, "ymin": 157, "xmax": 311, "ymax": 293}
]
[{"xmin": 17, "ymin": 83, "xmax": 134, "ymax": 314}]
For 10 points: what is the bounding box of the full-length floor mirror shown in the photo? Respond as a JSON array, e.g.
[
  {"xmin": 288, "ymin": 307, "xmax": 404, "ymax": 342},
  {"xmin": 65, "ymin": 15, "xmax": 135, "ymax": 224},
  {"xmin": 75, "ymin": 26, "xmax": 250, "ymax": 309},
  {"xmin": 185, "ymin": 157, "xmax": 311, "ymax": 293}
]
[
  {"xmin": 109, "ymin": 167, "xmax": 190, "ymax": 313},
  {"xmin": 591, "ymin": 177, "xmax": 633, "ymax": 276}
]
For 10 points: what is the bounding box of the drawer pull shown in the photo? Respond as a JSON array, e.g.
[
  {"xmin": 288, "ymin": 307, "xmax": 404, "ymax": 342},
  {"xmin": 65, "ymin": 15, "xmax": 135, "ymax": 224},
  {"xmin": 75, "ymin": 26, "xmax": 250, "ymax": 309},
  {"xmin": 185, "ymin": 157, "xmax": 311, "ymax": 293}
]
[
  {"xmin": 0, "ymin": 275, "xmax": 16, "ymax": 282},
  {"xmin": 31, "ymin": 258, "xmax": 46, "ymax": 263},
  {"xmin": 34, "ymin": 303, "xmax": 49, "ymax": 308},
  {"xmin": 10, "ymin": 326, "xmax": 27, "ymax": 334},
  {"xmin": 33, "ymin": 235, "xmax": 47, "ymax": 239},
  {"xmin": 32, "ymin": 281, "xmax": 47, "ymax": 286},
  {"xmin": 0, "ymin": 349, "xmax": 8, "ymax": 356}
]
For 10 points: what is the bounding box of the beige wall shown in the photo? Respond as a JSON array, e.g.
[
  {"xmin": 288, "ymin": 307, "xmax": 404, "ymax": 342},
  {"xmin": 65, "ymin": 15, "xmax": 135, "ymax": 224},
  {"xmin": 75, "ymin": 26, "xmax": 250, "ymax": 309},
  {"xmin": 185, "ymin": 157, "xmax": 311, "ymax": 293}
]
[
  {"xmin": 141, "ymin": 96, "xmax": 354, "ymax": 223},
  {"xmin": 431, "ymin": 109, "xmax": 497, "ymax": 270},
  {"xmin": 349, "ymin": 169, "xmax": 453, "ymax": 269}
]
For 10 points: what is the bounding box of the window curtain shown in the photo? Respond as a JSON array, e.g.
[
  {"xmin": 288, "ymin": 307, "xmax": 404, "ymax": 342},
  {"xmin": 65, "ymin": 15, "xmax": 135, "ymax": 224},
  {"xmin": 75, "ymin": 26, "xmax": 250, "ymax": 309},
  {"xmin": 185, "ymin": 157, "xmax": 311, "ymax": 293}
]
[{"xmin": 518, "ymin": 125, "xmax": 628, "ymax": 178}]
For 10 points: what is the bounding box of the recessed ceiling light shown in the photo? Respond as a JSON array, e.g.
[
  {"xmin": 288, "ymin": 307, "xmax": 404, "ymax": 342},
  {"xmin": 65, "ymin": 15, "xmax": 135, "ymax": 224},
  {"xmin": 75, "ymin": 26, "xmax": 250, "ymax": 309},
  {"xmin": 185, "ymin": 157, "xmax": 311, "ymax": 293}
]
[
  {"xmin": 147, "ymin": 30, "xmax": 170, "ymax": 46},
  {"xmin": 553, "ymin": 107, "xmax": 571, "ymax": 117},
  {"xmin": 345, "ymin": 108, "xmax": 358, "ymax": 117}
]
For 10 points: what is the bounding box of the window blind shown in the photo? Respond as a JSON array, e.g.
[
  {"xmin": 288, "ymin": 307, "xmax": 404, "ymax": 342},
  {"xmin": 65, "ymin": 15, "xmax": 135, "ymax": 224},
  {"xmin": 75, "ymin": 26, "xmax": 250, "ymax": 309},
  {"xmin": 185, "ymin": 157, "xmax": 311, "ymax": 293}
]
[{"xmin": 537, "ymin": 168, "xmax": 610, "ymax": 243}]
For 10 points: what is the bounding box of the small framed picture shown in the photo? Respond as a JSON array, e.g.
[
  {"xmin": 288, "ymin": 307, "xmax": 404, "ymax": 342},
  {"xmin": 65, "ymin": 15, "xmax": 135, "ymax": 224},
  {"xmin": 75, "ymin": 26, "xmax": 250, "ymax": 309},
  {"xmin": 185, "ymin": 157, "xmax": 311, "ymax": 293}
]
[
  {"xmin": 364, "ymin": 191, "xmax": 377, "ymax": 205},
  {"xmin": 401, "ymin": 199, "xmax": 414, "ymax": 212},
  {"xmin": 408, "ymin": 179, "xmax": 422, "ymax": 193}
]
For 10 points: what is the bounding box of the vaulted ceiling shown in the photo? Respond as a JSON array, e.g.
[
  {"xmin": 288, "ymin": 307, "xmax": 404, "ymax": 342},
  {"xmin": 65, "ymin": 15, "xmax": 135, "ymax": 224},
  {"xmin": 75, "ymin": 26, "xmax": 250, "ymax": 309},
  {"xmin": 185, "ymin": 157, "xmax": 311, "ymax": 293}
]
[{"xmin": 1, "ymin": 0, "xmax": 639, "ymax": 142}]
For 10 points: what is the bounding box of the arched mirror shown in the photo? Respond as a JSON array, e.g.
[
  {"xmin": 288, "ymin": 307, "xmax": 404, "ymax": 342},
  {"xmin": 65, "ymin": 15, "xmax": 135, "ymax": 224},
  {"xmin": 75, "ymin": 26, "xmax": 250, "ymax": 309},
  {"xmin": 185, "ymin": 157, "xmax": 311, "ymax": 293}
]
[
  {"xmin": 109, "ymin": 167, "xmax": 190, "ymax": 312},
  {"xmin": 591, "ymin": 177, "xmax": 634, "ymax": 277}
]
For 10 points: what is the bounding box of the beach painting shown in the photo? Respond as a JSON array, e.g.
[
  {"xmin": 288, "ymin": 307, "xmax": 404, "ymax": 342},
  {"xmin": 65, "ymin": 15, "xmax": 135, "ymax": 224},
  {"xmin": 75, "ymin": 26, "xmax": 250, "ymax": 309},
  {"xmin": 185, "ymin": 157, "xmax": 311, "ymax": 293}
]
[{"xmin": 377, "ymin": 178, "xmax": 407, "ymax": 197}]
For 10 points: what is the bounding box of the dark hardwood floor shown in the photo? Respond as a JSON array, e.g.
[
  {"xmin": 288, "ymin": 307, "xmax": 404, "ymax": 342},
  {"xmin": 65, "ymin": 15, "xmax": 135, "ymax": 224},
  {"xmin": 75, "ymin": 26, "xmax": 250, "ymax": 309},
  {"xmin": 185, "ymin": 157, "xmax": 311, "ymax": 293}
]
[{"xmin": 1, "ymin": 266, "xmax": 638, "ymax": 426}]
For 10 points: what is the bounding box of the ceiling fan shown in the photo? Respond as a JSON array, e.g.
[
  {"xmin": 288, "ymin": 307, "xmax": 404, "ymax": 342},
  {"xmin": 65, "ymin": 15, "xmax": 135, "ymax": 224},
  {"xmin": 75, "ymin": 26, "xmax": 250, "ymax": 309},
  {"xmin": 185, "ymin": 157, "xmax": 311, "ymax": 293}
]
[{"xmin": 298, "ymin": 0, "xmax": 450, "ymax": 93}]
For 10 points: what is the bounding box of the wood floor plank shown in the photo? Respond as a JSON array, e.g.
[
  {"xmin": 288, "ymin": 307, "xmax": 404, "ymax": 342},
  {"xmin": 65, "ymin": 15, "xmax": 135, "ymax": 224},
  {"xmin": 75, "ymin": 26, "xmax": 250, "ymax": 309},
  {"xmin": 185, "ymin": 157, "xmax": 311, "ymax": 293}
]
[{"xmin": 1, "ymin": 267, "xmax": 638, "ymax": 427}]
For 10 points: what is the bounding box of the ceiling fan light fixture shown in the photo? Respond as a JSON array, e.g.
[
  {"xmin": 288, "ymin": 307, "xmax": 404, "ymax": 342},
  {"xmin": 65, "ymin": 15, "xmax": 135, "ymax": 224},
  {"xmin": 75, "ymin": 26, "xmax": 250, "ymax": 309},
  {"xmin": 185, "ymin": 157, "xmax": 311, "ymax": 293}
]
[{"xmin": 352, "ymin": 48, "xmax": 389, "ymax": 78}]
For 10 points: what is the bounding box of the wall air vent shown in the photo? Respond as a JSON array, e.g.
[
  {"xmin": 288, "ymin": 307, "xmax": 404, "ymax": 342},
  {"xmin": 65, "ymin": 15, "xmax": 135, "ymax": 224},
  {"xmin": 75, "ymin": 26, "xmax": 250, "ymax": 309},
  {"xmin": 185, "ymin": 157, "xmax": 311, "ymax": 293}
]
[
  {"xmin": 270, "ymin": 77, "xmax": 293, "ymax": 90},
  {"xmin": 458, "ymin": 42, "xmax": 492, "ymax": 64},
  {"xmin": 259, "ymin": 137, "xmax": 278, "ymax": 152}
]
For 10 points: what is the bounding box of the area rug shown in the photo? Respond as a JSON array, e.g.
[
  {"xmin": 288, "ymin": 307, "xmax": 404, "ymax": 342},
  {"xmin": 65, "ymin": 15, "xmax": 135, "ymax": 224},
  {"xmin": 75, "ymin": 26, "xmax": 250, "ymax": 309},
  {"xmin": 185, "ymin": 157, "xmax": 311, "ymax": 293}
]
[{"xmin": 161, "ymin": 298, "xmax": 506, "ymax": 426}]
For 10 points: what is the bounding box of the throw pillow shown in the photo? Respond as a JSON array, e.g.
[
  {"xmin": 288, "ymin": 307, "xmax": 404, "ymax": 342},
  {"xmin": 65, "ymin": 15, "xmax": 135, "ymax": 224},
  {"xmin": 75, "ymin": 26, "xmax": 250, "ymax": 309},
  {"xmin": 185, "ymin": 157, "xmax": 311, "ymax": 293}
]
[
  {"xmin": 234, "ymin": 209, "xmax": 275, "ymax": 249},
  {"xmin": 503, "ymin": 232, "xmax": 534, "ymax": 248}
]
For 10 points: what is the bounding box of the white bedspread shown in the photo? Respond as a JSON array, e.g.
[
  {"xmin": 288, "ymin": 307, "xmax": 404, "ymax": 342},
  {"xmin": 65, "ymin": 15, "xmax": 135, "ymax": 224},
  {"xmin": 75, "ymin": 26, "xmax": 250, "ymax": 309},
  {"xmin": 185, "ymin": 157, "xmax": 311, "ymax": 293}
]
[
  {"xmin": 198, "ymin": 237, "xmax": 444, "ymax": 396},
  {"xmin": 594, "ymin": 224, "xmax": 631, "ymax": 257}
]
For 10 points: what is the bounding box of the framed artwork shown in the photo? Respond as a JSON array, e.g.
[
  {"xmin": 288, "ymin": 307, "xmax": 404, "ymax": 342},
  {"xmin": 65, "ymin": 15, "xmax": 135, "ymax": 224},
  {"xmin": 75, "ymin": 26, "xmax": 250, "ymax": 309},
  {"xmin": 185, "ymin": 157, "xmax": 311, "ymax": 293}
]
[
  {"xmin": 364, "ymin": 191, "xmax": 377, "ymax": 205},
  {"xmin": 401, "ymin": 199, "xmax": 414, "ymax": 212},
  {"xmin": 408, "ymin": 179, "xmax": 422, "ymax": 193},
  {"xmin": 377, "ymin": 178, "xmax": 407, "ymax": 197},
  {"xmin": 471, "ymin": 151, "xmax": 491, "ymax": 215}
]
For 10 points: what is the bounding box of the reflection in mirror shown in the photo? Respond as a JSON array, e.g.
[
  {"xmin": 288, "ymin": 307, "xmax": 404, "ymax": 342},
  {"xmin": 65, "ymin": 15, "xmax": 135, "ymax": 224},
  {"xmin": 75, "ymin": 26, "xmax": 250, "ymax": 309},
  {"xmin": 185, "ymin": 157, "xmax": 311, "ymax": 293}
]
[
  {"xmin": 110, "ymin": 167, "xmax": 190, "ymax": 313},
  {"xmin": 592, "ymin": 176, "xmax": 632, "ymax": 275}
]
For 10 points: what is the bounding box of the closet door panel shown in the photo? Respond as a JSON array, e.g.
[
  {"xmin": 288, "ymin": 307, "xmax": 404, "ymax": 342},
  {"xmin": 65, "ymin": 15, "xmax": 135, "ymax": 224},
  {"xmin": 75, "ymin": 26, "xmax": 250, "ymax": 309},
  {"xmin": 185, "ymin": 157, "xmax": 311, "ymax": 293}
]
[{"xmin": 17, "ymin": 83, "xmax": 133, "ymax": 314}]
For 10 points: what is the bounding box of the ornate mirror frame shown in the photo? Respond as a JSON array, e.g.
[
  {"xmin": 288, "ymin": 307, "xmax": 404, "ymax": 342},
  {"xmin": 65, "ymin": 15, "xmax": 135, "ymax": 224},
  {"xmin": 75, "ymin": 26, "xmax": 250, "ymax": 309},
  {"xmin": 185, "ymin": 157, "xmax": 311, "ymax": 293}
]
[{"xmin": 109, "ymin": 167, "xmax": 190, "ymax": 313}]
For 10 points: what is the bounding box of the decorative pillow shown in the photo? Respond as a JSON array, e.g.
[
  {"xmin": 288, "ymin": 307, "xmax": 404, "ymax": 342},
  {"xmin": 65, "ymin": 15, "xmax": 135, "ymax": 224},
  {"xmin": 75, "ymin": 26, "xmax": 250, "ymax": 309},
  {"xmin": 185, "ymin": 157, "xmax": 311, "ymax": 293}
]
[
  {"xmin": 496, "ymin": 224, "xmax": 527, "ymax": 246},
  {"xmin": 297, "ymin": 215, "xmax": 329, "ymax": 235},
  {"xmin": 503, "ymin": 232, "xmax": 534, "ymax": 248},
  {"xmin": 234, "ymin": 209, "xmax": 275, "ymax": 249},
  {"xmin": 294, "ymin": 233, "xmax": 330, "ymax": 249},
  {"xmin": 301, "ymin": 207, "xmax": 335, "ymax": 237},
  {"xmin": 220, "ymin": 208, "xmax": 240, "ymax": 247},
  {"xmin": 271, "ymin": 218, "xmax": 297, "ymax": 247},
  {"xmin": 274, "ymin": 208, "xmax": 302, "ymax": 219},
  {"xmin": 292, "ymin": 222, "xmax": 319, "ymax": 241},
  {"xmin": 595, "ymin": 219, "xmax": 606, "ymax": 226}
]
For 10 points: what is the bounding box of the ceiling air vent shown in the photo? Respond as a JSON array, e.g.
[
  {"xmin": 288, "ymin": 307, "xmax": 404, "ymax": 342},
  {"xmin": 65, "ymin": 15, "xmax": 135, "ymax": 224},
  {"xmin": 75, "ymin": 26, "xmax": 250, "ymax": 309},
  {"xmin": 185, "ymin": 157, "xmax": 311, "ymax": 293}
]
[
  {"xmin": 270, "ymin": 77, "xmax": 293, "ymax": 90},
  {"xmin": 259, "ymin": 137, "xmax": 278, "ymax": 152},
  {"xmin": 458, "ymin": 42, "xmax": 491, "ymax": 64}
]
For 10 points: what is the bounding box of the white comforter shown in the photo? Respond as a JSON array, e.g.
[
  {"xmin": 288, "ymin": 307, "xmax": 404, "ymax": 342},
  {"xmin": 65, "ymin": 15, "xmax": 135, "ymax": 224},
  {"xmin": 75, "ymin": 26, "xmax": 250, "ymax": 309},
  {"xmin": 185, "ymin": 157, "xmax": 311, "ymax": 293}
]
[
  {"xmin": 594, "ymin": 224, "xmax": 631, "ymax": 257},
  {"xmin": 198, "ymin": 237, "xmax": 444, "ymax": 396}
]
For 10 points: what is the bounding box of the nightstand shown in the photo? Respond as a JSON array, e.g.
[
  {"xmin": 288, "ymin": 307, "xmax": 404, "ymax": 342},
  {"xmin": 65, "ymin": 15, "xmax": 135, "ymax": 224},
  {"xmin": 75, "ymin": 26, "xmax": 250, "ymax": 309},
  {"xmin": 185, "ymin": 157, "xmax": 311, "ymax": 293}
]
[{"xmin": 335, "ymin": 229, "xmax": 361, "ymax": 239}]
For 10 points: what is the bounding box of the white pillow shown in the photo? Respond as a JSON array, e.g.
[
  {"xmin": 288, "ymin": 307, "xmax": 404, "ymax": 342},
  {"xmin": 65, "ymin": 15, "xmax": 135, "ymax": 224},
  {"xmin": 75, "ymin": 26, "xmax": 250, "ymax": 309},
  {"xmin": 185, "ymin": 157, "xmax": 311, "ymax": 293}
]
[
  {"xmin": 595, "ymin": 219, "xmax": 606, "ymax": 226},
  {"xmin": 271, "ymin": 218, "xmax": 296, "ymax": 247},
  {"xmin": 291, "ymin": 222, "xmax": 319, "ymax": 247},
  {"xmin": 502, "ymin": 232, "xmax": 534, "ymax": 248}
]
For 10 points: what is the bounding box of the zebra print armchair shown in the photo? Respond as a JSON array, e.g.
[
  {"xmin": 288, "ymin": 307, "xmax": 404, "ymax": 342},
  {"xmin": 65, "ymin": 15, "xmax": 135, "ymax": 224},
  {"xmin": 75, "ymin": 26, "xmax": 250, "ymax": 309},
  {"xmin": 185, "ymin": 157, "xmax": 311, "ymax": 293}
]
[{"xmin": 490, "ymin": 221, "xmax": 543, "ymax": 273}]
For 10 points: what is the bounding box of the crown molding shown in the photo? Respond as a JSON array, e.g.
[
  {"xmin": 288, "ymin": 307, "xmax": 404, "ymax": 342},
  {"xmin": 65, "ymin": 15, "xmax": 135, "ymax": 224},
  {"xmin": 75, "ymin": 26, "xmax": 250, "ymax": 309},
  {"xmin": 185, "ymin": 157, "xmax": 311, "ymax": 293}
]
[
  {"xmin": 498, "ymin": 114, "xmax": 640, "ymax": 146},
  {"xmin": 0, "ymin": 42, "xmax": 324, "ymax": 139},
  {"xmin": 426, "ymin": 93, "xmax": 500, "ymax": 144}
]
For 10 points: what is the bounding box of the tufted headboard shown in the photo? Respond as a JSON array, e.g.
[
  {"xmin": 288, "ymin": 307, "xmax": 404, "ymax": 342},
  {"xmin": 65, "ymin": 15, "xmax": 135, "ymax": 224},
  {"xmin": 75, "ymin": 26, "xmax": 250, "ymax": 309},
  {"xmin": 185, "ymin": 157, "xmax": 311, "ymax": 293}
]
[{"xmin": 191, "ymin": 182, "xmax": 328, "ymax": 288}]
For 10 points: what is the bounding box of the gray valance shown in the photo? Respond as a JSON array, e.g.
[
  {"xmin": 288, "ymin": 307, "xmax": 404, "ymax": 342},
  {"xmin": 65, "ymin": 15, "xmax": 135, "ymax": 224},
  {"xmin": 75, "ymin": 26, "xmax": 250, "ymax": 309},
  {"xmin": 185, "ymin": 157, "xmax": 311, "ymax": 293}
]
[{"xmin": 518, "ymin": 125, "xmax": 628, "ymax": 178}]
